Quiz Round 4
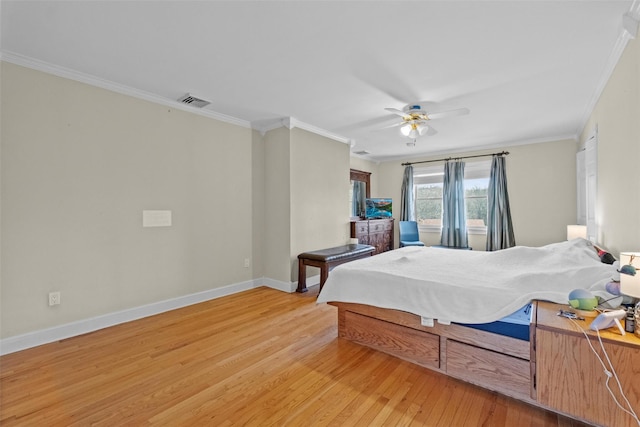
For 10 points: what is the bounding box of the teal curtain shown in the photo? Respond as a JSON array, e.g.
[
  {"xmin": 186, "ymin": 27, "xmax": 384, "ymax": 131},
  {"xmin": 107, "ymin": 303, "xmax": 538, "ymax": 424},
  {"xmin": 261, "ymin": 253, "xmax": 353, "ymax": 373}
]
[
  {"xmin": 400, "ymin": 165, "xmax": 415, "ymax": 221},
  {"xmin": 352, "ymin": 181, "xmax": 365, "ymax": 217},
  {"xmin": 486, "ymin": 155, "xmax": 515, "ymax": 251},
  {"xmin": 440, "ymin": 161, "xmax": 468, "ymax": 247}
]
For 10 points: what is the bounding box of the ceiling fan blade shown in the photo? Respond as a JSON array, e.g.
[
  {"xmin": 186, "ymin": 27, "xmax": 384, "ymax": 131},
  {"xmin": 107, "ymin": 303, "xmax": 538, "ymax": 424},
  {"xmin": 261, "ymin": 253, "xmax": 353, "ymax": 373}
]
[
  {"xmin": 426, "ymin": 107, "xmax": 470, "ymax": 120},
  {"xmin": 350, "ymin": 55, "xmax": 420, "ymax": 104},
  {"xmin": 379, "ymin": 121, "xmax": 403, "ymax": 129},
  {"xmin": 335, "ymin": 114, "xmax": 397, "ymax": 133},
  {"xmin": 384, "ymin": 107, "xmax": 411, "ymax": 119},
  {"xmin": 425, "ymin": 125, "xmax": 438, "ymax": 136}
]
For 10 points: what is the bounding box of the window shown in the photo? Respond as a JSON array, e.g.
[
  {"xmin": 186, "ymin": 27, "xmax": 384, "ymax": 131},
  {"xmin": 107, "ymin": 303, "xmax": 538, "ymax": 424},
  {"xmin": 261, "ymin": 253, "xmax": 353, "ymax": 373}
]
[{"xmin": 414, "ymin": 161, "xmax": 490, "ymax": 234}]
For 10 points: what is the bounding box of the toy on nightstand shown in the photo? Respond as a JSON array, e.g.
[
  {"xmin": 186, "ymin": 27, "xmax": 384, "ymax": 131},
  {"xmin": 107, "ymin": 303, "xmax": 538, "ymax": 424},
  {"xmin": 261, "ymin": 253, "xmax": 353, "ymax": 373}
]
[{"xmin": 567, "ymin": 289, "xmax": 599, "ymax": 317}]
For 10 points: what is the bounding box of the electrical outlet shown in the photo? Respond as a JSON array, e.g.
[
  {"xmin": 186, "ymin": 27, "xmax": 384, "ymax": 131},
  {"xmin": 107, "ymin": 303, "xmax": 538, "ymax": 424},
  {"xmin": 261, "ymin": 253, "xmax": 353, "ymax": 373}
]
[
  {"xmin": 49, "ymin": 291, "xmax": 61, "ymax": 306},
  {"xmin": 244, "ymin": 258, "xmax": 250, "ymax": 268}
]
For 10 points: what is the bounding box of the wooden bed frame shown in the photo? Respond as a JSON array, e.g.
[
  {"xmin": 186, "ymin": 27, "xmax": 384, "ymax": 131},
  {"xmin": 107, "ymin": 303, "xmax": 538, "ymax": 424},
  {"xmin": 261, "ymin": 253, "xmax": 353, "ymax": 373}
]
[
  {"xmin": 328, "ymin": 300, "xmax": 640, "ymax": 427},
  {"xmin": 328, "ymin": 301, "xmax": 538, "ymax": 404}
]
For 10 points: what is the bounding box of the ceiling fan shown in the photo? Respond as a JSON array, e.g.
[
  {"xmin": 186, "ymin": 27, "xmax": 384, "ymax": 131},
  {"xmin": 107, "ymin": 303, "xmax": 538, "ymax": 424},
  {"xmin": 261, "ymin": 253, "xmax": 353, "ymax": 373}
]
[{"xmin": 384, "ymin": 104, "xmax": 470, "ymax": 142}]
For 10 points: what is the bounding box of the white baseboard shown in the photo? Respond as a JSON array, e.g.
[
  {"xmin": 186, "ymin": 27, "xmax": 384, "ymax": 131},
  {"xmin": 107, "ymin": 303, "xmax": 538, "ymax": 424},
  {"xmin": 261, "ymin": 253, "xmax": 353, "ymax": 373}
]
[
  {"xmin": 264, "ymin": 274, "xmax": 320, "ymax": 293},
  {"xmin": 0, "ymin": 276, "xmax": 308, "ymax": 355}
]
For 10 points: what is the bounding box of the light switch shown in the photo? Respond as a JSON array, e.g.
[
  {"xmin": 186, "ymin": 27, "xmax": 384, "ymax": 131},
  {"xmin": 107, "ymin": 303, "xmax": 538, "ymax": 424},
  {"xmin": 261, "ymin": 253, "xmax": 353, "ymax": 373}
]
[{"xmin": 143, "ymin": 210, "xmax": 172, "ymax": 227}]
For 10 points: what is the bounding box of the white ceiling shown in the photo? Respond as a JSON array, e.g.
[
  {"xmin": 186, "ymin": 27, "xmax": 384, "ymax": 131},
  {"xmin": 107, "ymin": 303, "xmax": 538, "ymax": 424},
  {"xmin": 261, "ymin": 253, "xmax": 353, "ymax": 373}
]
[{"xmin": 1, "ymin": 1, "xmax": 637, "ymax": 161}]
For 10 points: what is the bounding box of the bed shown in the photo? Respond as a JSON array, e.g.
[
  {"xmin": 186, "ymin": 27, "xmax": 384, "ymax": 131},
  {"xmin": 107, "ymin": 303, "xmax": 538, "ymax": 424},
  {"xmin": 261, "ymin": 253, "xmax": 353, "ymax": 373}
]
[{"xmin": 316, "ymin": 238, "xmax": 619, "ymax": 403}]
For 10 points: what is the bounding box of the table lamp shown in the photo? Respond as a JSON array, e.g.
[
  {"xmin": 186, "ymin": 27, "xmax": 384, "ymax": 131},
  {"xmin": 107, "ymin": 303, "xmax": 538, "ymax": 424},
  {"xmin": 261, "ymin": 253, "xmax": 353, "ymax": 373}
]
[
  {"xmin": 620, "ymin": 252, "xmax": 640, "ymax": 298},
  {"xmin": 566, "ymin": 225, "xmax": 587, "ymax": 240}
]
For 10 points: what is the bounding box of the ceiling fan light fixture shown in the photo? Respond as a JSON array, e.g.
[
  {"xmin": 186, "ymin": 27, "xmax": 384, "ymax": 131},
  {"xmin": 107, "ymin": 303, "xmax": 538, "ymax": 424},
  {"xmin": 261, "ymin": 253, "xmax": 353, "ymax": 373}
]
[
  {"xmin": 400, "ymin": 121, "xmax": 428, "ymax": 139},
  {"xmin": 386, "ymin": 103, "xmax": 468, "ymax": 144}
]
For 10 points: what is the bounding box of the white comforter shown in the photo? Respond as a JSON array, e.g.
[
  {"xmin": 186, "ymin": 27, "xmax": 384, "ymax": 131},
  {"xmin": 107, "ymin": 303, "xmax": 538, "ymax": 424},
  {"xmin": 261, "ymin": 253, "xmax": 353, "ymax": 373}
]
[{"xmin": 316, "ymin": 238, "xmax": 618, "ymax": 324}]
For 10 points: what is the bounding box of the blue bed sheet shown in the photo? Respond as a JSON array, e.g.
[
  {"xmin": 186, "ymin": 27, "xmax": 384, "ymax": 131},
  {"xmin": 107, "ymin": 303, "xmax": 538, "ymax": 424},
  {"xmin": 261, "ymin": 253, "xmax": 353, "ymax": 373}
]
[{"xmin": 457, "ymin": 303, "xmax": 532, "ymax": 341}]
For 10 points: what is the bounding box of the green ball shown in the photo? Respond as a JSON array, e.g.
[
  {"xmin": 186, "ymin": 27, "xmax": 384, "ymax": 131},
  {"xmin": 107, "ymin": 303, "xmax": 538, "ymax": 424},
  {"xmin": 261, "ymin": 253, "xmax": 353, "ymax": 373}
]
[{"xmin": 568, "ymin": 289, "xmax": 598, "ymax": 311}]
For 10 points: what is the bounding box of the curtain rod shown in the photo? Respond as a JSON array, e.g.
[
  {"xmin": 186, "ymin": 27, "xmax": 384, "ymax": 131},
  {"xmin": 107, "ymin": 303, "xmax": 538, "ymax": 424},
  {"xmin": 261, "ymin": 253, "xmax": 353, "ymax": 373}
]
[{"xmin": 401, "ymin": 151, "xmax": 509, "ymax": 166}]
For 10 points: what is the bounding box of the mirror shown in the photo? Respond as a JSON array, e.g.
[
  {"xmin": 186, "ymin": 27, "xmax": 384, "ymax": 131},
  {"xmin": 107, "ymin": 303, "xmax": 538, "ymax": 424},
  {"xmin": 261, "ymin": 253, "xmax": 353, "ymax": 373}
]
[{"xmin": 350, "ymin": 169, "xmax": 371, "ymax": 218}]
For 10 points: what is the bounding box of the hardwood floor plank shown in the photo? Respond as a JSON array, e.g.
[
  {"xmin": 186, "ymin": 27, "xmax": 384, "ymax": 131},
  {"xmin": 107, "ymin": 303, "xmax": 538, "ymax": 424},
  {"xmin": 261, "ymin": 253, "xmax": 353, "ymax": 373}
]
[
  {"xmin": 407, "ymin": 370, "xmax": 450, "ymax": 425},
  {"xmin": 0, "ymin": 286, "xmax": 592, "ymax": 426},
  {"xmin": 480, "ymin": 395, "xmax": 509, "ymax": 427},
  {"xmin": 322, "ymin": 350, "xmax": 401, "ymax": 426},
  {"xmin": 238, "ymin": 344, "xmax": 373, "ymax": 426},
  {"xmin": 321, "ymin": 362, "xmax": 409, "ymax": 426},
  {"xmin": 389, "ymin": 367, "xmax": 440, "ymax": 426},
  {"xmin": 449, "ymin": 386, "xmax": 490, "ymax": 426},
  {"xmin": 155, "ymin": 327, "xmax": 341, "ymax": 425}
]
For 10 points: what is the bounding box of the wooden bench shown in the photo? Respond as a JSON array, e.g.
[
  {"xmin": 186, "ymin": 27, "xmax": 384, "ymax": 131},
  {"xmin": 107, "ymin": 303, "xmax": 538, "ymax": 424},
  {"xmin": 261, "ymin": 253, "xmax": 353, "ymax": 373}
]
[{"xmin": 296, "ymin": 244, "xmax": 375, "ymax": 293}]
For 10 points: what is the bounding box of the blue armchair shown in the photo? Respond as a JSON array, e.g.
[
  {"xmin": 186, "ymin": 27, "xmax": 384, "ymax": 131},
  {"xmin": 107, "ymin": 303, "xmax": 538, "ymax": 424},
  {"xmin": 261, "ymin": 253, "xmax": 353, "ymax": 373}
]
[{"xmin": 399, "ymin": 221, "xmax": 425, "ymax": 247}]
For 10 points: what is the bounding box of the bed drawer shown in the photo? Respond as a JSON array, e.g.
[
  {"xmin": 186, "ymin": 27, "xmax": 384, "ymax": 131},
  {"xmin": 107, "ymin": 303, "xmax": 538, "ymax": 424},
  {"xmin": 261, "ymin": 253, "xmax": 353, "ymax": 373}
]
[
  {"xmin": 343, "ymin": 311, "xmax": 439, "ymax": 369},
  {"xmin": 446, "ymin": 340, "xmax": 531, "ymax": 400}
]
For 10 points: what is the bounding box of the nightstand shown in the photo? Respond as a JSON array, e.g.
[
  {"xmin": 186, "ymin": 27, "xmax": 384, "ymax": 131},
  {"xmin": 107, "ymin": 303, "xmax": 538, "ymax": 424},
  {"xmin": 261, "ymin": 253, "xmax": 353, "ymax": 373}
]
[{"xmin": 535, "ymin": 301, "xmax": 640, "ymax": 427}]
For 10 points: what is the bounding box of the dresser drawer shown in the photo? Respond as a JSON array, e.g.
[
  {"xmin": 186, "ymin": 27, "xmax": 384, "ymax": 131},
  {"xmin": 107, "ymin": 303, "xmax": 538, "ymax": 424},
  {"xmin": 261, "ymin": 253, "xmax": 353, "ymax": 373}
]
[
  {"xmin": 350, "ymin": 219, "xmax": 393, "ymax": 254},
  {"xmin": 351, "ymin": 222, "xmax": 368, "ymax": 236},
  {"xmin": 368, "ymin": 220, "xmax": 391, "ymax": 233}
]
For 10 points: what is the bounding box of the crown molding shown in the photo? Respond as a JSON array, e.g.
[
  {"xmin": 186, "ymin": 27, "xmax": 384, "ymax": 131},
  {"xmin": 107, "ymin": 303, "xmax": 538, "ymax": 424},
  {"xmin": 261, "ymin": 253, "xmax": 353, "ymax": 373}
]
[
  {"xmin": 375, "ymin": 132, "xmax": 578, "ymax": 164},
  {"xmin": 1, "ymin": 51, "xmax": 356, "ymax": 146},
  {"xmin": 252, "ymin": 116, "xmax": 353, "ymax": 145},
  {"xmin": 288, "ymin": 117, "xmax": 352, "ymax": 145},
  {"xmin": 252, "ymin": 118, "xmax": 286, "ymax": 135},
  {"xmin": 576, "ymin": 1, "xmax": 640, "ymax": 135},
  {"xmin": 0, "ymin": 51, "xmax": 251, "ymax": 129}
]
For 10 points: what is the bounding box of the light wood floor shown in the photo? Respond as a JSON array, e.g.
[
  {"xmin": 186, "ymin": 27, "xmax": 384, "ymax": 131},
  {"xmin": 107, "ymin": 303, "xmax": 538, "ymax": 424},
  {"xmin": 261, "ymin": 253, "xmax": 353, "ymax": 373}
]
[{"xmin": 1, "ymin": 286, "xmax": 591, "ymax": 426}]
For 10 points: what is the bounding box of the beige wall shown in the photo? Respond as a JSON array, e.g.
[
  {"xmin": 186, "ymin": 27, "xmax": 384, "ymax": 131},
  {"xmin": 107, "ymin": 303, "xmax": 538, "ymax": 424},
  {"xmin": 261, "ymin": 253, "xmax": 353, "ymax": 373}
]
[
  {"xmin": 580, "ymin": 34, "xmax": 640, "ymax": 255},
  {"xmin": 251, "ymin": 129, "xmax": 266, "ymax": 279},
  {"xmin": 263, "ymin": 127, "xmax": 292, "ymax": 283},
  {"xmin": 262, "ymin": 127, "xmax": 351, "ymax": 283},
  {"xmin": 1, "ymin": 63, "xmax": 254, "ymax": 337},
  {"xmin": 377, "ymin": 139, "xmax": 578, "ymax": 249},
  {"xmin": 1, "ymin": 63, "xmax": 352, "ymax": 340},
  {"xmin": 290, "ymin": 128, "xmax": 350, "ymax": 280}
]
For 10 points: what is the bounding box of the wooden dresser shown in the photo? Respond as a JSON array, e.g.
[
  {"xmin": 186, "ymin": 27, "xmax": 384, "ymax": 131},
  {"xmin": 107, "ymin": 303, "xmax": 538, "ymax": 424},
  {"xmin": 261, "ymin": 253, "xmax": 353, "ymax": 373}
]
[{"xmin": 350, "ymin": 219, "xmax": 394, "ymax": 254}]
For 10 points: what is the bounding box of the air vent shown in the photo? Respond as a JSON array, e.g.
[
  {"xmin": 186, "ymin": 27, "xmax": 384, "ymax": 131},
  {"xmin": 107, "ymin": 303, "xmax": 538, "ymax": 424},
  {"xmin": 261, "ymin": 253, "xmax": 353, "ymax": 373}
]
[
  {"xmin": 354, "ymin": 150, "xmax": 370, "ymax": 155},
  {"xmin": 177, "ymin": 93, "xmax": 211, "ymax": 108}
]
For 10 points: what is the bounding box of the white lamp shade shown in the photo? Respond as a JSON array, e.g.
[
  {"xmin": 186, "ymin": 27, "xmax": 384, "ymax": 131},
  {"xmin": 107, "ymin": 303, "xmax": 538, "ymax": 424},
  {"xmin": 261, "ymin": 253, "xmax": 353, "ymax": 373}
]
[
  {"xmin": 620, "ymin": 252, "xmax": 640, "ymax": 267},
  {"xmin": 620, "ymin": 272, "xmax": 640, "ymax": 298},
  {"xmin": 566, "ymin": 225, "xmax": 587, "ymax": 240},
  {"xmin": 620, "ymin": 252, "xmax": 640, "ymax": 298},
  {"xmin": 400, "ymin": 123, "xmax": 411, "ymax": 136}
]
